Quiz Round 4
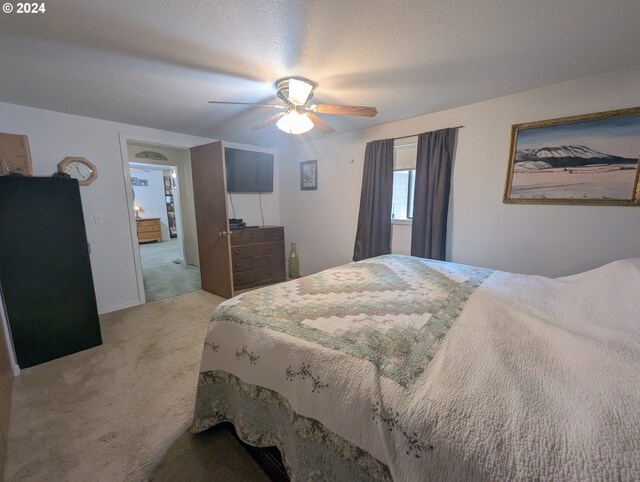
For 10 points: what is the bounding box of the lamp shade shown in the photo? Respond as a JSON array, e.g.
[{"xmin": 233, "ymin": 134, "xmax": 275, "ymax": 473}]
[
  {"xmin": 276, "ymin": 111, "xmax": 314, "ymax": 135},
  {"xmin": 288, "ymin": 78, "xmax": 313, "ymax": 106},
  {"xmin": 133, "ymin": 203, "xmax": 145, "ymax": 218}
]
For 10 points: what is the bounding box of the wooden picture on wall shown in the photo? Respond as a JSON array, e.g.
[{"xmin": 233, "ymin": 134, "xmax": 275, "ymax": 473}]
[
  {"xmin": 504, "ymin": 107, "xmax": 640, "ymax": 205},
  {"xmin": 0, "ymin": 133, "xmax": 32, "ymax": 176}
]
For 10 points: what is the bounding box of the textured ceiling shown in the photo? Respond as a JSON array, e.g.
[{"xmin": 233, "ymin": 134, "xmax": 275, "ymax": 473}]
[{"xmin": 1, "ymin": 0, "xmax": 639, "ymax": 148}]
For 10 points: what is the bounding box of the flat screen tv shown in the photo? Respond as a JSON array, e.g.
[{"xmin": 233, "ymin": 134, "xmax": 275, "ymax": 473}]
[{"xmin": 225, "ymin": 147, "xmax": 274, "ymax": 193}]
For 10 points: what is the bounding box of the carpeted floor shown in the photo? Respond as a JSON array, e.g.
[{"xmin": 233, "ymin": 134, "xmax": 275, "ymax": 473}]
[
  {"xmin": 140, "ymin": 239, "xmax": 201, "ymax": 302},
  {"xmin": 4, "ymin": 291, "xmax": 270, "ymax": 482}
]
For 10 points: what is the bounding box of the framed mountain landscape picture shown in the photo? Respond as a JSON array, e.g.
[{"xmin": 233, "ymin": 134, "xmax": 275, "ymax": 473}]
[{"xmin": 504, "ymin": 107, "xmax": 640, "ymax": 205}]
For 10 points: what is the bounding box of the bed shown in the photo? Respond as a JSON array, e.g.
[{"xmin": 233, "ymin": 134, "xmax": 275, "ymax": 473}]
[{"xmin": 191, "ymin": 254, "xmax": 640, "ymax": 481}]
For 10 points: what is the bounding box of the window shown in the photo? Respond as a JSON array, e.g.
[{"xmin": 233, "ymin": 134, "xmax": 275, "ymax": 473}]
[{"xmin": 392, "ymin": 143, "xmax": 417, "ymax": 222}]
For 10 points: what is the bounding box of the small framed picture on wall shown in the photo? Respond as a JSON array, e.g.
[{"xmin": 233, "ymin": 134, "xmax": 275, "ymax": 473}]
[{"xmin": 300, "ymin": 159, "xmax": 318, "ymax": 190}]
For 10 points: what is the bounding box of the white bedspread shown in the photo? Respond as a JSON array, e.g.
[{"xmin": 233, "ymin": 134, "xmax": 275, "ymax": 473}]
[{"xmin": 412, "ymin": 258, "xmax": 640, "ymax": 480}]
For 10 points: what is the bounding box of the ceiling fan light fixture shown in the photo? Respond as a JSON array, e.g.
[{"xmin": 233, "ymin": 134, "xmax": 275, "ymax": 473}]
[
  {"xmin": 208, "ymin": 76, "xmax": 376, "ymax": 135},
  {"xmin": 287, "ymin": 78, "xmax": 314, "ymax": 106},
  {"xmin": 276, "ymin": 111, "xmax": 314, "ymax": 135}
]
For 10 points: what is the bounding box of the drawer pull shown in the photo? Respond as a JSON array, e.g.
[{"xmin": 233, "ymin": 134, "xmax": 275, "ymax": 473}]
[
  {"xmin": 251, "ymin": 234, "xmax": 256, "ymax": 239},
  {"xmin": 268, "ymin": 246, "xmax": 272, "ymax": 251},
  {"xmin": 234, "ymin": 249, "xmax": 239, "ymax": 255},
  {"xmin": 235, "ymin": 263, "xmax": 240, "ymax": 268},
  {"xmin": 268, "ymin": 257, "xmax": 273, "ymax": 263},
  {"xmin": 271, "ymin": 232, "xmax": 276, "ymax": 237},
  {"xmin": 269, "ymin": 270, "xmax": 273, "ymax": 275}
]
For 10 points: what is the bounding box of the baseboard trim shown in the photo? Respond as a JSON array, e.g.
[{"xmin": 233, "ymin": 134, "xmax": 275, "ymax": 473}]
[{"xmin": 98, "ymin": 299, "xmax": 141, "ymax": 315}]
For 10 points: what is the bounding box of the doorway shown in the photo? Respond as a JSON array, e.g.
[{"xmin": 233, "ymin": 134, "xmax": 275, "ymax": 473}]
[{"xmin": 126, "ymin": 142, "xmax": 201, "ymax": 302}]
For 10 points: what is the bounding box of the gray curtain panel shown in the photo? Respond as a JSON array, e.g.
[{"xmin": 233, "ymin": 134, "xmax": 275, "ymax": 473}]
[
  {"xmin": 353, "ymin": 139, "xmax": 395, "ymax": 261},
  {"xmin": 410, "ymin": 128, "xmax": 458, "ymax": 260}
]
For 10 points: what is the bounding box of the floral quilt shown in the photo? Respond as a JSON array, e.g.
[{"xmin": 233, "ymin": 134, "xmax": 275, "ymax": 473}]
[
  {"xmin": 192, "ymin": 255, "xmax": 640, "ymax": 481},
  {"xmin": 192, "ymin": 254, "xmax": 491, "ymax": 480}
]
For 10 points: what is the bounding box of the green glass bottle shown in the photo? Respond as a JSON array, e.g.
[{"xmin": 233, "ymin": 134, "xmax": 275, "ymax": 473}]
[{"xmin": 288, "ymin": 243, "xmax": 300, "ymax": 279}]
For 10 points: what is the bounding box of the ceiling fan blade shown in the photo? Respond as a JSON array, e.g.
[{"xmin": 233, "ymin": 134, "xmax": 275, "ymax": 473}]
[
  {"xmin": 288, "ymin": 78, "xmax": 314, "ymax": 106},
  {"xmin": 207, "ymin": 101, "xmax": 284, "ymax": 108},
  {"xmin": 310, "ymin": 104, "xmax": 378, "ymax": 117},
  {"xmin": 308, "ymin": 113, "xmax": 335, "ymax": 134},
  {"xmin": 250, "ymin": 112, "xmax": 286, "ymax": 130}
]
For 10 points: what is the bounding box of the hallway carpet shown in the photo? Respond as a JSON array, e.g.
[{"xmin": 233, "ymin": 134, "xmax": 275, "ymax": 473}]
[
  {"xmin": 140, "ymin": 239, "xmax": 201, "ymax": 301},
  {"xmin": 4, "ymin": 291, "xmax": 269, "ymax": 482}
]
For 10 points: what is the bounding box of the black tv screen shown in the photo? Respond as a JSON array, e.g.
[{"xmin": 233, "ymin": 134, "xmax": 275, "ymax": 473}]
[{"xmin": 225, "ymin": 148, "xmax": 274, "ymax": 193}]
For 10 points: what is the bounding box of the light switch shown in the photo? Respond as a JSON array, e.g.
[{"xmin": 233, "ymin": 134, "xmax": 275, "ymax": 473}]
[{"xmin": 93, "ymin": 213, "xmax": 104, "ymax": 225}]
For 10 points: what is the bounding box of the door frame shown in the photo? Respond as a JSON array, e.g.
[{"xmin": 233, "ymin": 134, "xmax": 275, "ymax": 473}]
[
  {"xmin": 118, "ymin": 133, "xmax": 199, "ymax": 305},
  {"xmin": 129, "ymin": 160, "xmax": 184, "ymax": 257}
]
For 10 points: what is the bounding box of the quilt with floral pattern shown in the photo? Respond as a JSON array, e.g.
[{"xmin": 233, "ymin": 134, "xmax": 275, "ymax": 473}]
[
  {"xmin": 193, "ymin": 254, "xmax": 640, "ymax": 481},
  {"xmin": 192, "ymin": 254, "xmax": 492, "ymax": 480}
]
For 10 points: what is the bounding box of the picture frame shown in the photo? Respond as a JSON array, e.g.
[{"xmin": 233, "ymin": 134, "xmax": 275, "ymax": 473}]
[
  {"xmin": 503, "ymin": 107, "xmax": 640, "ymax": 206},
  {"xmin": 0, "ymin": 133, "xmax": 32, "ymax": 176},
  {"xmin": 300, "ymin": 159, "xmax": 318, "ymax": 191},
  {"xmin": 137, "ymin": 179, "xmax": 148, "ymax": 187},
  {"xmin": 131, "ymin": 177, "xmax": 138, "ymax": 186}
]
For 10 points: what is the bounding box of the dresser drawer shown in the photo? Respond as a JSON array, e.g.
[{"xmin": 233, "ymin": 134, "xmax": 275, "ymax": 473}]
[
  {"xmin": 230, "ymin": 228, "xmax": 261, "ymax": 246},
  {"xmin": 233, "ymin": 269, "xmax": 256, "ymax": 287},
  {"xmin": 231, "ymin": 256, "xmax": 257, "ymax": 273},
  {"xmin": 255, "ymin": 265, "xmax": 285, "ymax": 282},
  {"xmin": 254, "ymin": 253, "xmax": 284, "ymax": 269},
  {"xmin": 137, "ymin": 219, "xmax": 159, "ymax": 227},
  {"xmin": 231, "ymin": 227, "xmax": 284, "ymax": 245},
  {"xmin": 231, "ymin": 244, "xmax": 256, "ymax": 259},
  {"xmin": 232, "ymin": 253, "xmax": 284, "ymax": 273},
  {"xmin": 137, "ymin": 224, "xmax": 161, "ymax": 233},
  {"xmin": 261, "ymin": 227, "xmax": 284, "ymax": 243},
  {"xmin": 254, "ymin": 241, "xmax": 284, "ymax": 256},
  {"xmin": 234, "ymin": 241, "xmax": 283, "ymax": 258}
]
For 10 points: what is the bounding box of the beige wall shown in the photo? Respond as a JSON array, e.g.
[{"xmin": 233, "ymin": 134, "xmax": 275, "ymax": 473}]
[
  {"xmin": 279, "ymin": 65, "xmax": 640, "ymax": 277},
  {"xmin": 0, "ymin": 100, "xmax": 280, "ymax": 313},
  {"xmin": 0, "ymin": 101, "xmax": 217, "ymax": 314}
]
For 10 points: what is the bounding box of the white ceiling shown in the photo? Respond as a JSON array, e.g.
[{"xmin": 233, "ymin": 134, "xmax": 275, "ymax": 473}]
[{"xmin": 1, "ymin": 0, "xmax": 639, "ymax": 148}]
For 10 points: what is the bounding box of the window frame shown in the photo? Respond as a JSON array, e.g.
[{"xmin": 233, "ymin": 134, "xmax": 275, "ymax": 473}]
[
  {"xmin": 392, "ymin": 141, "xmax": 418, "ymax": 225},
  {"xmin": 406, "ymin": 169, "xmax": 414, "ymax": 220}
]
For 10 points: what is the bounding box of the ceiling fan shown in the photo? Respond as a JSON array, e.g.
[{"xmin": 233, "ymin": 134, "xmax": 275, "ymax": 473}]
[{"xmin": 208, "ymin": 77, "xmax": 378, "ymax": 135}]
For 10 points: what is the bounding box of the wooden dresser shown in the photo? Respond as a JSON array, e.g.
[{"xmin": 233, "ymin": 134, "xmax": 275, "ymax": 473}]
[
  {"xmin": 136, "ymin": 218, "xmax": 162, "ymax": 243},
  {"xmin": 230, "ymin": 226, "xmax": 286, "ymax": 290}
]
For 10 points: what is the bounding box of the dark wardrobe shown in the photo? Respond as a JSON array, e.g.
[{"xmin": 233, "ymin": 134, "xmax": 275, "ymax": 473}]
[{"xmin": 0, "ymin": 176, "xmax": 102, "ymax": 368}]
